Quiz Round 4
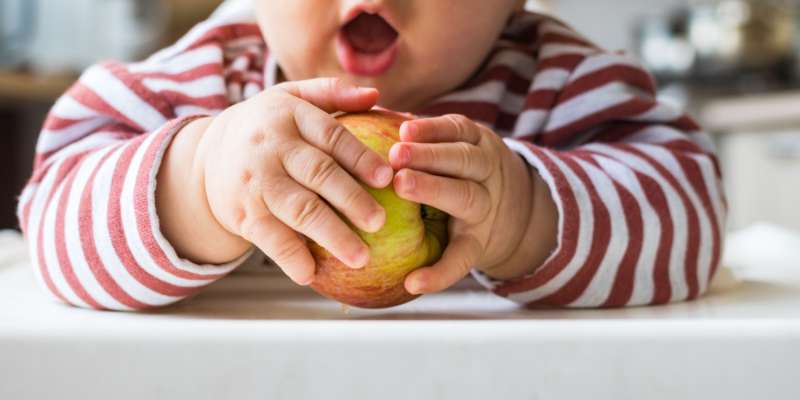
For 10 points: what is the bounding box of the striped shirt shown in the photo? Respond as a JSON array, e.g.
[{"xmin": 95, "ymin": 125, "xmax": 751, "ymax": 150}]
[{"xmin": 17, "ymin": 11, "xmax": 726, "ymax": 310}]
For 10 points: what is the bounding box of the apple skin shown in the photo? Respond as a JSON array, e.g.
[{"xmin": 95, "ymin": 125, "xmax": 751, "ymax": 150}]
[{"xmin": 309, "ymin": 110, "xmax": 449, "ymax": 309}]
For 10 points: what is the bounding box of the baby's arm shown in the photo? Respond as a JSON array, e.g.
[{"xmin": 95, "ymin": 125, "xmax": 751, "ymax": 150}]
[
  {"xmin": 158, "ymin": 78, "xmax": 394, "ymax": 286},
  {"xmin": 16, "ymin": 84, "xmax": 241, "ymax": 310},
  {"xmin": 18, "ymin": 22, "xmax": 391, "ymax": 310},
  {"xmin": 386, "ymin": 16, "xmax": 724, "ymax": 308},
  {"xmin": 480, "ymin": 17, "xmax": 725, "ymax": 307},
  {"xmin": 156, "ymin": 116, "xmax": 250, "ymax": 266},
  {"xmin": 16, "ymin": 22, "xmax": 264, "ymax": 310}
]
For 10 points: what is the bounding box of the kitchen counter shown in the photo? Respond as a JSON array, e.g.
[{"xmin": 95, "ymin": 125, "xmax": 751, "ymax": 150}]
[
  {"xmin": 697, "ymin": 89, "xmax": 800, "ymax": 133},
  {"xmin": 652, "ymin": 82, "xmax": 800, "ymax": 134},
  {"xmin": 0, "ymin": 71, "xmax": 77, "ymax": 103},
  {"xmin": 1, "ymin": 227, "xmax": 799, "ymax": 400}
]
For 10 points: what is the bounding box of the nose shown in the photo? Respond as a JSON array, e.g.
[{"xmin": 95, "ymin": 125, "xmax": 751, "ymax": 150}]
[{"xmin": 341, "ymin": 0, "xmax": 388, "ymax": 16}]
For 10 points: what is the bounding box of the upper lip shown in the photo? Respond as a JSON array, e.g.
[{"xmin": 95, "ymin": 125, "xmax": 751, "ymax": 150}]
[{"xmin": 342, "ymin": 3, "xmax": 399, "ymax": 32}]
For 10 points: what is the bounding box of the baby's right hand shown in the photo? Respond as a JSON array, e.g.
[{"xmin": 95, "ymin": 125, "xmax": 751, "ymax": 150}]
[{"xmin": 196, "ymin": 78, "xmax": 393, "ymax": 285}]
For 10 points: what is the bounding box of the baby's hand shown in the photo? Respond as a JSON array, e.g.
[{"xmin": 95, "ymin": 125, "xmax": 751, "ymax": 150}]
[
  {"xmin": 389, "ymin": 115, "xmax": 535, "ymax": 294},
  {"xmin": 197, "ymin": 78, "xmax": 394, "ymax": 285}
]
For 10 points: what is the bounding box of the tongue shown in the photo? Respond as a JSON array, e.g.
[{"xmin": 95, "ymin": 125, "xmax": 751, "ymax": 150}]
[{"xmin": 343, "ymin": 13, "xmax": 398, "ymax": 54}]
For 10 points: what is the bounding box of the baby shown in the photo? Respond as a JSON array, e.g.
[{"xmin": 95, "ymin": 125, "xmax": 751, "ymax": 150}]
[{"xmin": 18, "ymin": 0, "xmax": 725, "ymax": 310}]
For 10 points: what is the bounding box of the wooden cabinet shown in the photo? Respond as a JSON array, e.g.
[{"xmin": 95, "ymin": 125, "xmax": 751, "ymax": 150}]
[
  {"xmin": 0, "ymin": 101, "xmax": 51, "ymax": 230},
  {"xmin": 164, "ymin": 0, "xmax": 224, "ymax": 42}
]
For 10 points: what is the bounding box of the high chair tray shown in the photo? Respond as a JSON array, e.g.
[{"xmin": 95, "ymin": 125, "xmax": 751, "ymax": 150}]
[{"xmin": 1, "ymin": 250, "xmax": 799, "ymax": 400}]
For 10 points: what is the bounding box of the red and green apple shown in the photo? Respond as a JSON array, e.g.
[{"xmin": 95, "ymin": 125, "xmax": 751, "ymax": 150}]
[{"xmin": 309, "ymin": 110, "xmax": 449, "ymax": 309}]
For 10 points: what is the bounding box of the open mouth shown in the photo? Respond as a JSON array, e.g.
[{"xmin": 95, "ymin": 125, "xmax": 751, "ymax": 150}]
[{"xmin": 336, "ymin": 11, "xmax": 400, "ymax": 77}]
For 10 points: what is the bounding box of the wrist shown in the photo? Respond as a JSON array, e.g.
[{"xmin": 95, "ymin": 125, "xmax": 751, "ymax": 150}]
[
  {"xmin": 481, "ymin": 163, "xmax": 558, "ymax": 281},
  {"xmin": 478, "ymin": 152, "xmax": 534, "ymax": 278},
  {"xmin": 157, "ymin": 116, "xmax": 251, "ymax": 264}
]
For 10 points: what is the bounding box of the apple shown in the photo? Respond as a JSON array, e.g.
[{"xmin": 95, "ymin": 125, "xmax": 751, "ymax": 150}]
[{"xmin": 309, "ymin": 110, "xmax": 449, "ymax": 309}]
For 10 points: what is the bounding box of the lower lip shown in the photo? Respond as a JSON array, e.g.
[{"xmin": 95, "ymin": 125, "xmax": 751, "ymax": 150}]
[{"xmin": 336, "ymin": 33, "xmax": 399, "ymax": 77}]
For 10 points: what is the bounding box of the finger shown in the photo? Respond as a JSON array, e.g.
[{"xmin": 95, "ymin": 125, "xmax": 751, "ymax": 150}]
[
  {"xmin": 389, "ymin": 141, "xmax": 492, "ymax": 181},
  {"xmin": 405, "ymin": 234, "xmax": 483, "ymax": 294},
  {"xmin": 399, "ymin": 114, "xmax": 483, "ymax": 144},
  {"xmin": 282, "ymin": 143, "xmax": 385, "ymax": 233},
  {"xmin": 264, "ymin": 176, "xmax": 370, "ymax": 269},
  {"xmin": 276, "ymin": 77, "xmax": 379, "ymax": 113},
  {"xmin": 394, "ymin": 169, "xmax": 491, "ymax": 224},
  {"xmin": 238, "ymin": 205, "xmax": 316, "ymax": 286},
  {"xmin": 293, "ymin": 100, "xmax": 393, "ymax": 189}
]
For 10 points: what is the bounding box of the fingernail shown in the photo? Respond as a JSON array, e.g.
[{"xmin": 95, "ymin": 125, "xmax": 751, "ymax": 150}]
[
  {"xmin": 351, "ymin": 247, "xmax": 370, "ymax": 269},
  {"xmin": 390, "ymin": 144, "xmax": 410, "ymax": 167},
  {"xmin": 367, "ymin": 207, "xmax": 385, "ymax": 232},
  {"xmin": 353, "ymin": 87, "xmax": 377, "ymax": 97},
  {"xmin": 406, "ymin": 277, "xmax": 422, "ymax": 295},
  {"xmin": 398, "ymin": 146, "xmax": 411, "ymax": 165},
  {"xmin": 402, "ymin": 172, "xmax": 415, "ymax": 193},
  {"xmin": 400, "ymin": 122, "xmax": 417, "ymax": 141},
  {"xmin": 299, "ymin": 274, "xmax": 315, "ymax": 286},
  {"xmin": 375, "ymin": 165, "xmax": 393, "ymax": 187}
]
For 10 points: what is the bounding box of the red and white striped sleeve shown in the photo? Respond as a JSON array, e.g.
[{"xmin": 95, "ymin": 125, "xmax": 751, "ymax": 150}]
[
  {"xmin": 472, "ymin": 15, "xmax": 727, "ymax": 307},
  {"xmin": 16, "ymin": 18, "xmax": 266, "ymax": 311}
]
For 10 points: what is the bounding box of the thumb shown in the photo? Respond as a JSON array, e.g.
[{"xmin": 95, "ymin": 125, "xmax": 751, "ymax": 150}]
[{"xmin": 275, "ymin": 78, "xmax": 379, "ymax": 113}]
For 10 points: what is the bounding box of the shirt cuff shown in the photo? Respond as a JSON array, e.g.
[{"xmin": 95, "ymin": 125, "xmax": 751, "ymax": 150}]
[
  {"xmin": 124, "ymin": 115, "xmax": 252, "ymax": 308},
  {"xmin": 471, "ymin": 138, "xmax": 571, "ymax": 301}
]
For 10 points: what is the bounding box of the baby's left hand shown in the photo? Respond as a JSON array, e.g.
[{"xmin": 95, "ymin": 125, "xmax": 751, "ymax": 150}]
[{"xmin": 389, "ymin": 114, "xmax": 534, "ymax": 294}]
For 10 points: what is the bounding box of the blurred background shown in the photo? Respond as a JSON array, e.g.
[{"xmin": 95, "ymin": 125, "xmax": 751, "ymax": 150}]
[{"xmin": 1, "ymin": 0, "xmax": 799, "ymax": 234}]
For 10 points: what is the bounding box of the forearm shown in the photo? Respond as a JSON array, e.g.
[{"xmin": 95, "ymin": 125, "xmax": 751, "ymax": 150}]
[
  {"xmin": 482, "ymin": 164, "xmax": 558, "ymax": 281},
  {"xmin": 156, "ymin": 117, "xmax": 251, "ymax": 265}
]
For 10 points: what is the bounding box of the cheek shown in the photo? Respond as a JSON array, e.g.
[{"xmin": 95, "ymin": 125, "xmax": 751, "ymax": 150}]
[
  {"xmin": 400, "ymin": 16, "xmax": 503, "ymax": 96},
  {"xmin": 411, "ymin": 33, "xmax": 494, "ymax": 78},
  {"xmin": 256, "ymin": 2, "xmax": 339, "ymax": 80}
]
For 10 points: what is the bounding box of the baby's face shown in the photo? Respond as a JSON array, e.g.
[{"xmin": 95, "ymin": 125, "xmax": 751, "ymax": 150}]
[{"xmin": 255, "ymin": 0, "xmax": 520, "ymax": 111}]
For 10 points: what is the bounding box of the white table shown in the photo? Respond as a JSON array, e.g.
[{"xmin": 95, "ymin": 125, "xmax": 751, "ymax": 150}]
[{"xmin": 1, "ymin": 227, "xmax": 800, "ymax": 400}]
